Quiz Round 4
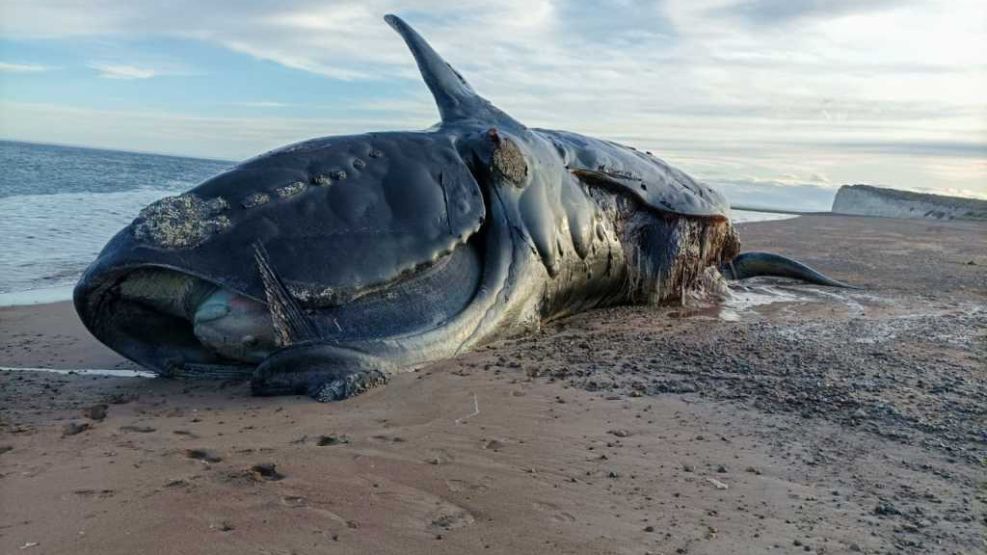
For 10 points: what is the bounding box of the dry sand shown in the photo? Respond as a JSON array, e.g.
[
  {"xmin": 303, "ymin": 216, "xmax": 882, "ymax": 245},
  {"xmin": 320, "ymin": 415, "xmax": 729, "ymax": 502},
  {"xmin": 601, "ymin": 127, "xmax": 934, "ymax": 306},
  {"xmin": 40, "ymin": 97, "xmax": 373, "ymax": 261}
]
[{"xmin": 1, "ymin": 215, "xmax": 984, "ymax": 554}]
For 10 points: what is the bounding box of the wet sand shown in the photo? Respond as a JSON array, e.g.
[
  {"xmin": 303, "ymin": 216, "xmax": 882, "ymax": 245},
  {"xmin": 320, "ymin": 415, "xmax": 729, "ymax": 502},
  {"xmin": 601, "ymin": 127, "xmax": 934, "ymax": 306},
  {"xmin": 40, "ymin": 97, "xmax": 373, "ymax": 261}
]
[{"xmin": 1, "ymin": 215, "xmax": 985, "ymax": 554}]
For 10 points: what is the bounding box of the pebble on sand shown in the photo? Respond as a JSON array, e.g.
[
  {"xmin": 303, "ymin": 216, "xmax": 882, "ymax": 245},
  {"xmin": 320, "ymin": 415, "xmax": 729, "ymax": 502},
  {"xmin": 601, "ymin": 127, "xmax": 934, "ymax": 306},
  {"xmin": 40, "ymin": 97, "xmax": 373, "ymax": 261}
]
[
  {"xmin": 81, "ymin": 404, "xmax": 108, "ymax": 421},
  {"xmin": 62, "ymin": 421, "xmax": 91, "ymax": 437},
  {"xmin": 250, "ymin": 462, "xmax": 283, "ymax": 481}
]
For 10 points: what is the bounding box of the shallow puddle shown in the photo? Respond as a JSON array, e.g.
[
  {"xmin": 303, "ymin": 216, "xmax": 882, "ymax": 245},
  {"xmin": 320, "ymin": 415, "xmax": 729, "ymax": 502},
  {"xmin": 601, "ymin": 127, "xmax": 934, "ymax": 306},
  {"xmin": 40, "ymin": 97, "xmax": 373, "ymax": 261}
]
[{"xmin": 665, "ymin": 279, "xmax": 871, "ymax": 323}]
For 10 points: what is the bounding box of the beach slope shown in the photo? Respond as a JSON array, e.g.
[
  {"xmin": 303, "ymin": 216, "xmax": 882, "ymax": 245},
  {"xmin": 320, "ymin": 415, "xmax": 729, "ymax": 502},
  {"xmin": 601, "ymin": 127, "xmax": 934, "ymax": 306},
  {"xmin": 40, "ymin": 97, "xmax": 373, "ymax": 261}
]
[{"xmin": 1, "ymin": 215, "xmax": 984, "ymax": 554}]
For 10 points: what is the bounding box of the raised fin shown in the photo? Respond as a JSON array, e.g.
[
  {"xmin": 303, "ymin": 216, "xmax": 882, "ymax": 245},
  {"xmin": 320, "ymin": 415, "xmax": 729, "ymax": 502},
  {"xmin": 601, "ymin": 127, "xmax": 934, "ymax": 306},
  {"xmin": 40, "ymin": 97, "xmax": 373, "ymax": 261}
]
[
  {"xmin": 253, "ymin": 242, "xmax": 320, "ymax": 345},
  {"xmin": 384, "ymin": 14, "xmax": 517, "ymax": 125}
]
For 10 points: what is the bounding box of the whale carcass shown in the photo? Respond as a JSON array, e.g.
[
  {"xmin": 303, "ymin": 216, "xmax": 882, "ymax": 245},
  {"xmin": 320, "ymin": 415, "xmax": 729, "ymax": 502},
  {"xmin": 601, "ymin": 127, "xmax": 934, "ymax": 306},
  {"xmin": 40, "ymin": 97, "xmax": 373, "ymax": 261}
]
[{"xmin": 74, "ymin": 15, "xmax": 850, "ymax": 401}]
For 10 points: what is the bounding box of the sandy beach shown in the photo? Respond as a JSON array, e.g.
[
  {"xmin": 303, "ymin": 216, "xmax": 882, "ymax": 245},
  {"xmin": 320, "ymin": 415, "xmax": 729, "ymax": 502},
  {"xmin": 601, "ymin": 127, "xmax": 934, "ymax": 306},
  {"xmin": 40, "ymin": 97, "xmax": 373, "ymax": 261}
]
[{"xmin": 1, "ymin": 214, "xmax": 984, "ymax": 554}]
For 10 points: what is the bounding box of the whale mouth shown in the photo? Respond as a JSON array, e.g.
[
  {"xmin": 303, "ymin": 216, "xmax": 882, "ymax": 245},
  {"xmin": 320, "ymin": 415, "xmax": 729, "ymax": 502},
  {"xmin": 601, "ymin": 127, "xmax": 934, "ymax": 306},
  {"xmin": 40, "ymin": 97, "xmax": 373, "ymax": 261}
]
[{"xmin": 76, "ymin": 238, "xmax": 484, "ymax": 378}]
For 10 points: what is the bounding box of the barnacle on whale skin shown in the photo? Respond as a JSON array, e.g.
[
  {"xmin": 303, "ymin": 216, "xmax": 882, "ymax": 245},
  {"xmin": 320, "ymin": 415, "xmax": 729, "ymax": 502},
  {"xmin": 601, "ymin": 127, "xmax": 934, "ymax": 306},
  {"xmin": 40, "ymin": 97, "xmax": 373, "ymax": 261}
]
[
  {"xmin": 241, "ymin": 192, "xmax": 271, "ymax": 209},
  {"xmin": 491, "ymin": 135, "xmax": 528, "ymax": 187},
  {"xmin": 132, "ymin": 194, "xmax": 230, "ymax": 249},
  {"xmin": 275, "ymin": 181, "xmax": 307, "ymax": 198}
]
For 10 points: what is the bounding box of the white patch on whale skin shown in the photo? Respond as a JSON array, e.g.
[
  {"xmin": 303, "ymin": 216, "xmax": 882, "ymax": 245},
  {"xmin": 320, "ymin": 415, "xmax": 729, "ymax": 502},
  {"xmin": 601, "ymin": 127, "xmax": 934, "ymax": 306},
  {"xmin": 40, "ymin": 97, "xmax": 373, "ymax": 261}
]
[{"xmin": 132, "ymin": 194, "xmax": 230, "ymax": 249}]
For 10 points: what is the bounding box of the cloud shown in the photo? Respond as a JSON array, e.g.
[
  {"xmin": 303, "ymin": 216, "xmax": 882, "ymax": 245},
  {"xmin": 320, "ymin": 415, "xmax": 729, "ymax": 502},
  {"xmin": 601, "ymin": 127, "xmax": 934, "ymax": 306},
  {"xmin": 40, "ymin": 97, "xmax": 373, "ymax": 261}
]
[
  {"xmin": 0, "ymin": 62, "xmax": 56, "ymax": 73},
  {"xmin": 234, "ymin": 101, "xmax": 291, "ymax": 108},
  {"xmin": 712, "ymin": 0, "xmax": 909, "ymax": 26},
  {"xmin": 824, "ymin": 140, "xmax": 987, "ymax": 158},
  {"xmin": 0, "ymin": 1, "xmax": 556, "ymax": 80},
  {"xmin": 0, "ymin": 1, "xmax": 984, "ymax": 198},
  {"xmin": 87, "ymin": 62, "xmax": 159, "ymax": 79},
  {"xmin": 0, "ymin": 101, "xmax": 426, "ymax": 161}
]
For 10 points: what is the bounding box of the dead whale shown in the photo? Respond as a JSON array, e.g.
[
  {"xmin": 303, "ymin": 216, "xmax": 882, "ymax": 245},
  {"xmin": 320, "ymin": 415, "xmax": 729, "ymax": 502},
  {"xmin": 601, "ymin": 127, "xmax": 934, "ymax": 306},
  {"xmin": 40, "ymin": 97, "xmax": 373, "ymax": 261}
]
[{"xmin": 74, "ymin": 15, "xmax": 851, "ymax": 401}]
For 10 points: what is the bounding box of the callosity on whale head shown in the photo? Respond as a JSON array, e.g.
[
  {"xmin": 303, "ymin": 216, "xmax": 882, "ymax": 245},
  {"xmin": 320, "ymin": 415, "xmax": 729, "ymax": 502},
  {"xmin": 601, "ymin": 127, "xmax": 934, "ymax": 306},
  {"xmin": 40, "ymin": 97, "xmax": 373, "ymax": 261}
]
[{"xmin": 75, "ymin": 14, "xmax": 848, "ymax": 401}]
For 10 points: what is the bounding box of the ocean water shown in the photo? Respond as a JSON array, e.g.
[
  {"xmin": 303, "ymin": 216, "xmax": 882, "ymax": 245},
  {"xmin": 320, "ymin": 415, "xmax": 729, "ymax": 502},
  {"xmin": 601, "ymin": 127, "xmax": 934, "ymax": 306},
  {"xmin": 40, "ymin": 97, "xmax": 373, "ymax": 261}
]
[
  {"xmin": 730, "ymin": 210, "xmax": 798, "ymax": 224},
  {"xmin": 0, "ymin": 140, "xmax": 796, "ymax": 306},
  {"xmin": 0, "ymin": 141, "xmax": 231, "ymax": 304}
]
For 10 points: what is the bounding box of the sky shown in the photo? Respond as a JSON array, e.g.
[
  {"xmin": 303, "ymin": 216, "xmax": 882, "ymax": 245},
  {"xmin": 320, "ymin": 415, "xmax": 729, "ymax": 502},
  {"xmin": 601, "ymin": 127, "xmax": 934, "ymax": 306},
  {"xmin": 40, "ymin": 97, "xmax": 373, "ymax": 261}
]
[{"xmin": 1, "ymin": 0, "xmax": 985, "ymax": 204}]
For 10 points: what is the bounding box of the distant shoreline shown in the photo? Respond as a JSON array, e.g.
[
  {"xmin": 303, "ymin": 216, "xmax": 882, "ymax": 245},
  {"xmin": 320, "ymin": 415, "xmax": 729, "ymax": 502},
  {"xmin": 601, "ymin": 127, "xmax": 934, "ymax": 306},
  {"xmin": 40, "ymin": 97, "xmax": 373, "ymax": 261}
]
[
  {"xmin": 0, "ymin": 138, "xmax": 235, "ymax": 165},
  {"xmin": 730, "ymin": 204, "xmax": 828, "ymax": 216}
]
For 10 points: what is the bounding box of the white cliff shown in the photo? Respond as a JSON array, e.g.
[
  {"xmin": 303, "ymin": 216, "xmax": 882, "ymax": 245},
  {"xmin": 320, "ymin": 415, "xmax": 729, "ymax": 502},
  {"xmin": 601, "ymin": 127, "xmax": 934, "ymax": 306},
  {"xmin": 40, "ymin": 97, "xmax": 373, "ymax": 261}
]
[{"xmin": 832, "ymin": 185, "xmax": 987, "ymax": 221}]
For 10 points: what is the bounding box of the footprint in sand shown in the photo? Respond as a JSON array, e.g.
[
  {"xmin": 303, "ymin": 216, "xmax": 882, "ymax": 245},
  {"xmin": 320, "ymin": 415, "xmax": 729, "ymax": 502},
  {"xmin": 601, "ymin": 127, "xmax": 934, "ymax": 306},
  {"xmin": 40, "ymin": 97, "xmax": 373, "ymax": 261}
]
[
  {"xmin": 532, "ymin": 501, "xmax": 576, "ymax": 523},
  {"xmin": 184, "ymin": 448, "xmax": 222, "ymax": 463},
  {"xmin": 72, "ymin": 489, "xmax": 115, "ymax": 499},
  {"xmin": 482, "ymin": 438, "xmax": 506, "ymax": 451},
  {"xmin": 281, "ymin": 495, "xmax": 307, "ymax": 507},
  {"xmin": 119, "ymin": 424, "xmax": 156, "ymax": 433},
  {"xmin": 444, "ymin": 478, "xmax": 490, "ymax": 494},
  {"xmin": 424, "ymin": 448, "xmax": 454, "ymax": 465},
  {"xmin": 364, "ymin": 475, "xmax": 476, "ymax": 532},
  {"xmin": 428, "ymin": 502, "xmax": 476, "ymax": 531},
  {"xmin": 278, "ymin": 496, "xmax": 351, "ymax": 527}
]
